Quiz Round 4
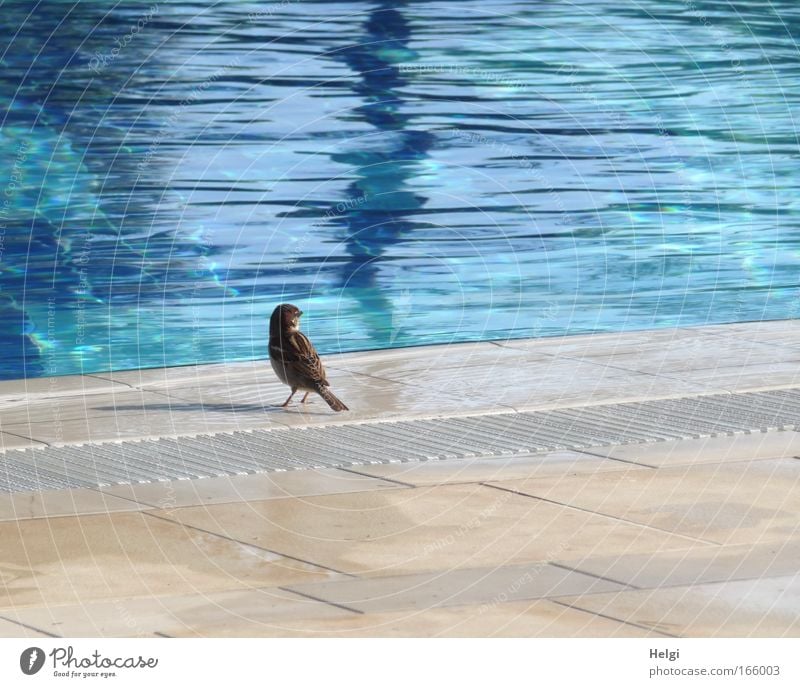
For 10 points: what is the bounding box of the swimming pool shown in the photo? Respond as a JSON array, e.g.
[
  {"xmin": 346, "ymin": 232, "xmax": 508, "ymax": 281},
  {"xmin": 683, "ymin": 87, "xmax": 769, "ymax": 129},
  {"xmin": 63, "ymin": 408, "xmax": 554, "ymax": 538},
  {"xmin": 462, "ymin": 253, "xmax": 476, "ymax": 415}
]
[{"xmin": 1, "ymin": 0, "xmax": 798, "ymax": 379}]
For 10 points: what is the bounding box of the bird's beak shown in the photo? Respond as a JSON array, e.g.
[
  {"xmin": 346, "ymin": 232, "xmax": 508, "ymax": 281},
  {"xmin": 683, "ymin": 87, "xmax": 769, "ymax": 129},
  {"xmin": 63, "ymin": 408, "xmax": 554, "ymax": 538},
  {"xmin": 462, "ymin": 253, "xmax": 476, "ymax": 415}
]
[{"xmin": 298, "ymin": 311, "xmax": 304, "ymax": 316}]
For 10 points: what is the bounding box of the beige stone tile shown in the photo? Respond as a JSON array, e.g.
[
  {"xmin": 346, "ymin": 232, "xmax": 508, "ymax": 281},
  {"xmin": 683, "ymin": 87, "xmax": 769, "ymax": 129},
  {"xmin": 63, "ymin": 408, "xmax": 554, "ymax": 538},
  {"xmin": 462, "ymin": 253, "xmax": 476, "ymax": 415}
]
[
  {"xmin": 488, "ymin": 458, "xmax": 800, "ymax": 545},
  {"xmin": 1, "ymin": 405, "xmax": 284, "ymax": 446},
  {"xmin": 359, "ymin": 355, "xmax": 628, "ymax": 400},
  {"xmin": 0, "ymin": 511, "xmax": 342, "ymax": 610},
  {"xmin": 347, "ymin": 451, "xmax": 644, "ymax": 486},
  {"xmin": 0, "ymin": 374, "xmax": 129, "ymax": 402},
  {"xmin": 161, "ymin": 376, "xmax": 360, "ymax": 424},
  {"xmin": 188, "ymin": 599, "xmax": 659, "ymax": 637},
  {"xmin": 154, "ymin": 484, "xmax": 709, "ymax": 577},
  {"xmin": 326, "ymin": 341, "xmax": 535, "ymax": 379},
  {"xmin": 555, "ymin": 540, "xmax": 800, "ymax": 589},
  {"xmin": 705, "ymin": 319, "xmax": 800, "ymax": 347},
  {"xmin": 406, "ymin": 357, "xmax": 720, "ymax": 411},
  {"xmin": 590, "ymin": 431, "xmax": 800, "ymax": 468},
  {"xmin": 496, "ymin": 327, "xmax": 720, "ymax": 358},
  {"xmin": 90, "ymin": 360, "xmax": 265, "ymax": 391},
  {"xmin": 5, "ymin": 593, "xmax": 665, "ymax": 637},
  {"xmin": 99, "ymin": 468, "xmax": 405, "ymax": 509},
  {"xmin": 0, "ymin": 616, "xmax": 53, "ymax": 638},
  {"xmin": 285, "ymin": 562, "xmax": 626, "ymax": 614},
  {"xmin": 320, "ymin": 352, "xmax": 724, "ymax": 413},
  {"xmin": 0, "ymin": 432, "xmax": 47, "ymax": 449},
  {"xmin": 227, "ymin": 374, "xmax": 517, "ymax": 428},
  {"xmin": 0, "ymin": 390, "xmax": 175, "ymax": 426},
  {"xmin": 555, "ymin": 337, "xmax": 800, "ymax": 375},
  {"xmin": 511, "ymin": 378, "xmax": 720, "ymax": 412},
  {"xmin": 0, "ymin": 487, "xmax": 149, "ymax": 521},
  {"xmin": 559, "ymin": 574, "xmax": 800, "ymax": 637},
  {"xmin": 5, "ymin": 586, "xmax": 349, "ymax": 638},
  {"xmin": 660, "ymin": 361, "xmax": 800, "ymax": 392}
]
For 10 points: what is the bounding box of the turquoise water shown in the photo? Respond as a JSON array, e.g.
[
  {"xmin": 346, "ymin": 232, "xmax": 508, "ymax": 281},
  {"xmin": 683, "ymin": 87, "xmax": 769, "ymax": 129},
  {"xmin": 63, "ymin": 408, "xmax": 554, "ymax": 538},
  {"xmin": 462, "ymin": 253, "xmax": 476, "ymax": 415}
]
[{"xmin": 1, "ymin": 1, "xmax": 799, "ymax": 379}]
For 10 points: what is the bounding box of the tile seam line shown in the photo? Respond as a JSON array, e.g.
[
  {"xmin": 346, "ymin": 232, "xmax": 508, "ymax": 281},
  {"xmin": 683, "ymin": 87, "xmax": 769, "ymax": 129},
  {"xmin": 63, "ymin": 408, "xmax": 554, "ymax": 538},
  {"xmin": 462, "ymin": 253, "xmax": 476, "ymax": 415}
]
[
  {"xmin": 335, "ymin": 466, "xmax": 418, "ymax": 488},
  {"xmin": 277, "ymin": 587, "xmax": 364, "ymax": 615},
  {"xmin": 631, "ymin": 570, "xmax": 800, "ymax": 592},
  {"xmin": 84, "ymin": 373, "xmax": 137, "ymax": 390},
  {"xmin": 479, "ymin": 483, "xmax": 722, "ymax": 546},
  {"xmin": 0, "ymin": 614, "xmax": 61, "ymax": 638},
  {"xmin": 570, "ymin": 448, "xmax": 660, "ymax": 469},
  {"xmin": 0, "ymin": 430, "xmax": 51, "ymax": 447},
  {"xmin": 547, "ymin": 600, "xmax": 680, "ymax": 638},
  {"xmin": 503, "ymin": 389, "xmax": 736, "ymax": 414},
  {"xmin": 547, "ymin": 561, "xmax": 642, "ymax": 590},
  {"xmin": 80, "ymin": 474, "xmax": 414, "ymax": 512},
  {"xmin": 141, "ymin": 511, "xmax": 357, "ymax": 578},
  {"xmin": 272, "ymin": 580, "xmax": 684, "ymax": 624}
]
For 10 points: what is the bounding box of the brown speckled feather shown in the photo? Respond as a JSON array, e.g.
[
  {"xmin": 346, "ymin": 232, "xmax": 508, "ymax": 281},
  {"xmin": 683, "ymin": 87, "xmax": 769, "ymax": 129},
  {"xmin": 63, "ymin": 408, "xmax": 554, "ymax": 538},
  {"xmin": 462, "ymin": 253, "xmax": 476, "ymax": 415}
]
[
  {"xmin": 271, "ymin": 330, "xmax": 328, "ymax": 388},
  {"xmin": 268, "ymin": 303, "xmax": 348, "ymax": 411}
]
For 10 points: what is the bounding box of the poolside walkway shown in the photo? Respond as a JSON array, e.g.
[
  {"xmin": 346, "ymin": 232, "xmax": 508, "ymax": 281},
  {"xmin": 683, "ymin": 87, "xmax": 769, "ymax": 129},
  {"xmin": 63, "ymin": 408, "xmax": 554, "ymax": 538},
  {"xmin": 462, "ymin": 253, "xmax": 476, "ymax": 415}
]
[{"xmin": 1, "ymin": 320, "xmax": 800, "ymax": 637}]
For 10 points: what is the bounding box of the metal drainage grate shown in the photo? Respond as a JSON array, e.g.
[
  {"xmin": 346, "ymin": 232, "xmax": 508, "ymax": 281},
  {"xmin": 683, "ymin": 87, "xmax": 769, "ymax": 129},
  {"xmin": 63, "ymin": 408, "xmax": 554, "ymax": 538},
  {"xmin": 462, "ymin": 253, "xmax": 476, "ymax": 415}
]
[{"xmin": 2, "ymin": 387, "xmax": 800, "ymax": 493}]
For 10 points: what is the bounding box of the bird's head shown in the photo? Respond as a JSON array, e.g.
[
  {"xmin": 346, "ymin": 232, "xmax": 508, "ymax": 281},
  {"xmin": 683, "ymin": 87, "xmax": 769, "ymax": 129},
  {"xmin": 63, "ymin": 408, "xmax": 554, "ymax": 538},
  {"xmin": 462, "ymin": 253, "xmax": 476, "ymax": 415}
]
[{"xmin": 270, "ymin": 303, "xmax": 303, "ymax": 336}]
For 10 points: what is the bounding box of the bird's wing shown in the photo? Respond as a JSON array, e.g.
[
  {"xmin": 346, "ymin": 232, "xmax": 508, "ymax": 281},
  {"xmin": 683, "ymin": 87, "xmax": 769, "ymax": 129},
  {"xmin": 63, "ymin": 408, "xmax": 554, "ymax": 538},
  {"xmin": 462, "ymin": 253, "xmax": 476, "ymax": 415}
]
[{"xmin": 286, "ymin": 331, "xmax": 328, "ymax": 385}]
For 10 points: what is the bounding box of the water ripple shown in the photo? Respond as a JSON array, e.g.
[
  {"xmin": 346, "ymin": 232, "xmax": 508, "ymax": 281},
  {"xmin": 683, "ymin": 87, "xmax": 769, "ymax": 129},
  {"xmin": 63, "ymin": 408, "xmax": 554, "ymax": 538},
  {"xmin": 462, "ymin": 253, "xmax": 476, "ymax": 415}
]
[{"xmin": 0, "ymin": 0, "xmax": 798, "ymax": 378}]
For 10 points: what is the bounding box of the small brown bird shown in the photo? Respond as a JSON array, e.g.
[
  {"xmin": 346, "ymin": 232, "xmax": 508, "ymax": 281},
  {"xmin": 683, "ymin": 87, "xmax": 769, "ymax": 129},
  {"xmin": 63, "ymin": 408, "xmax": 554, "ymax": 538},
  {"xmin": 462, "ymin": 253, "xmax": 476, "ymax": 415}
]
[{"xmin": 268, "ymin": 303, "xmax": 349, "ymax": 412}]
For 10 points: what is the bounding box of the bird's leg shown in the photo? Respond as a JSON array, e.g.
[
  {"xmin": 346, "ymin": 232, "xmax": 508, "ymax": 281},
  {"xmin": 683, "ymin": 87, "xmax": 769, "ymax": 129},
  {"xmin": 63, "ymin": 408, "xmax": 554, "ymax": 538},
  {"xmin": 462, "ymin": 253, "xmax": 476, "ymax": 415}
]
[
  {"xmin": 280, "ymin": 389, "xmax": 297, "ymax": 407},
  {"xmin": 300, "ymin": 392, "xmax": 310, "ymax": 404}
]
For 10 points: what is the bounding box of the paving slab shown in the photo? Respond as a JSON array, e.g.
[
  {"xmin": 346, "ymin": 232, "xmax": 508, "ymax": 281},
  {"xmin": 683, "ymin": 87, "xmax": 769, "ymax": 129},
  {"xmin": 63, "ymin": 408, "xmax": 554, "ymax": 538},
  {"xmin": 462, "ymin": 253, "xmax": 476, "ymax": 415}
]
[
  {"xmin": 326, "ymin": 342, "xmax": 538, "ymax": 381},
  {"xmin": 0, "ymin": 589, "xmax": 663, "ymax": 638},
  {"xmin": 554, "ymin": 540, "xmax": 800, "ymax": 589},
  {"xmin": 166, "ymin": 373, "xmax": 518, "ymax": 429},
  {"xmin": 0, "ymin": 432, "xmax": 47, "ymax": 450},
  {"xmin": 558, "ymin": 574, "xmax": 800, "ymax": 637},
  {"xmin": 346, "ymin": 450, "xmax": 646, "ymax": 486},
  {"xmin": 488, "ymin": 458, "xmax": 800, "ymax": 545},
  {"xmin": 0, "ymin": 390, "xmax": 175, "ymax": 426},
  {"xmin": 2, "ymin": 322, "xmax": 800, "ymax": 638},
  {"xmin": 1, "ymin": 322, "xmax": 798, "ymax": 450},
  {"xmin": 3, "ymin": 586, "xmax": 349, "ymax": 638},
  {"xmin": 0, "ymin": 374, "xmax": 130, "ymax": 401},
  {"xmin": 283, "ymin": 561, "xmax": 628, "ymax": 614},
  {"xmin": 99, "ymin": 468, "xmax": 405, "ymax": 510},
  {"xmin": 0, "ymin": 407, "xmax": 285, "ymax": 446},
  {"xmin": 494, "ymin": 327, "xmax": 721, "ymax": 357},
  {"xmin": 499, "ymin": 370, "xmax": 722, "ymax": 412},
  {"xmin": 0, "ymin": 511, "xmax": 343, "ymax": 610},
  {"xmin": 588, "ymin": 431, "xmax": 800, "ymax": 468},
  {"xmin": 350, "ymin": 354, "xmax": 723, "ymax": 412},
  {"xmin": 703, "ymin": 319, "xmax": 800, "ymax": 347},
  {"xmin": 90, "ymin": 360, "xmax": 264, "ymax": 391},
  {"xmin": 554, "ymin": 337, "xmax": 800, "ymax": 376},
  {"xmin": 195, "ymin": 598, "xmax": 664, "ymax": 637},
  {"xmin": 661, "ymin": 361, "xmax": 800, "ymax": 393},
  {"xmin": 0, "ymin": 486, "xmax": 150, "ymax": 521},
  {"xmin": 0, "ymin": 616, "xmax": 53, "ymax": 638},
  {"xmin": 152, "ymin": 484, "xmax": 710, "ymax": 577},
  {"xmin": 327, "ymin": 340, "xmax": 528, "ymax": 368}
]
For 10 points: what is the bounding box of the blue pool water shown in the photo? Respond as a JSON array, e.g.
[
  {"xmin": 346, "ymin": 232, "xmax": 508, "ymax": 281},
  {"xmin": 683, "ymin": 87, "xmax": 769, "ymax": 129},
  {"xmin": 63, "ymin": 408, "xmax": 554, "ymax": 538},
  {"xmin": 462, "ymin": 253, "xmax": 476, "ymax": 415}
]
[{"xmin": 1, "ymin": 1, "xmax": 799, "ymax": 379}]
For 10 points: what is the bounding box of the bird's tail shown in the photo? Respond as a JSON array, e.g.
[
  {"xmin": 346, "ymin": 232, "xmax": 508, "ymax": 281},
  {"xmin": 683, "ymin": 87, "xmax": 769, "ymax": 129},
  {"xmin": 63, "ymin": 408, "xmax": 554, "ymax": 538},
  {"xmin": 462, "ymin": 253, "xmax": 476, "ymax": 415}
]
[{"xmin": 316, "ymin": 384, "xmax": 349, "ymax": 412}]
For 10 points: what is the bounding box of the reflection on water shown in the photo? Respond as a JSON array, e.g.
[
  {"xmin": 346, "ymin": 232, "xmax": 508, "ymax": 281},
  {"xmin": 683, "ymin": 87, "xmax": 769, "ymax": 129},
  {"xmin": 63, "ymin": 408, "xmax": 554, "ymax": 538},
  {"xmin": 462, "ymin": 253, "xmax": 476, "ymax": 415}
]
[{"xmin": 1, "ymin": 0, "xmax": 799, "ymax": 379}]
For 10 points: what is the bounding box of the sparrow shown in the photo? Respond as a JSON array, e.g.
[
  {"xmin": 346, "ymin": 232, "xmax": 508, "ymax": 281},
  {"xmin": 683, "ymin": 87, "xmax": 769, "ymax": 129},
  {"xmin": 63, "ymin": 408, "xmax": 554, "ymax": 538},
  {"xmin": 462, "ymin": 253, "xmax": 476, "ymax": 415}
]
[{"xmin": 268, "ymin": 303, "xmax": 349, "ymax": 412}]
